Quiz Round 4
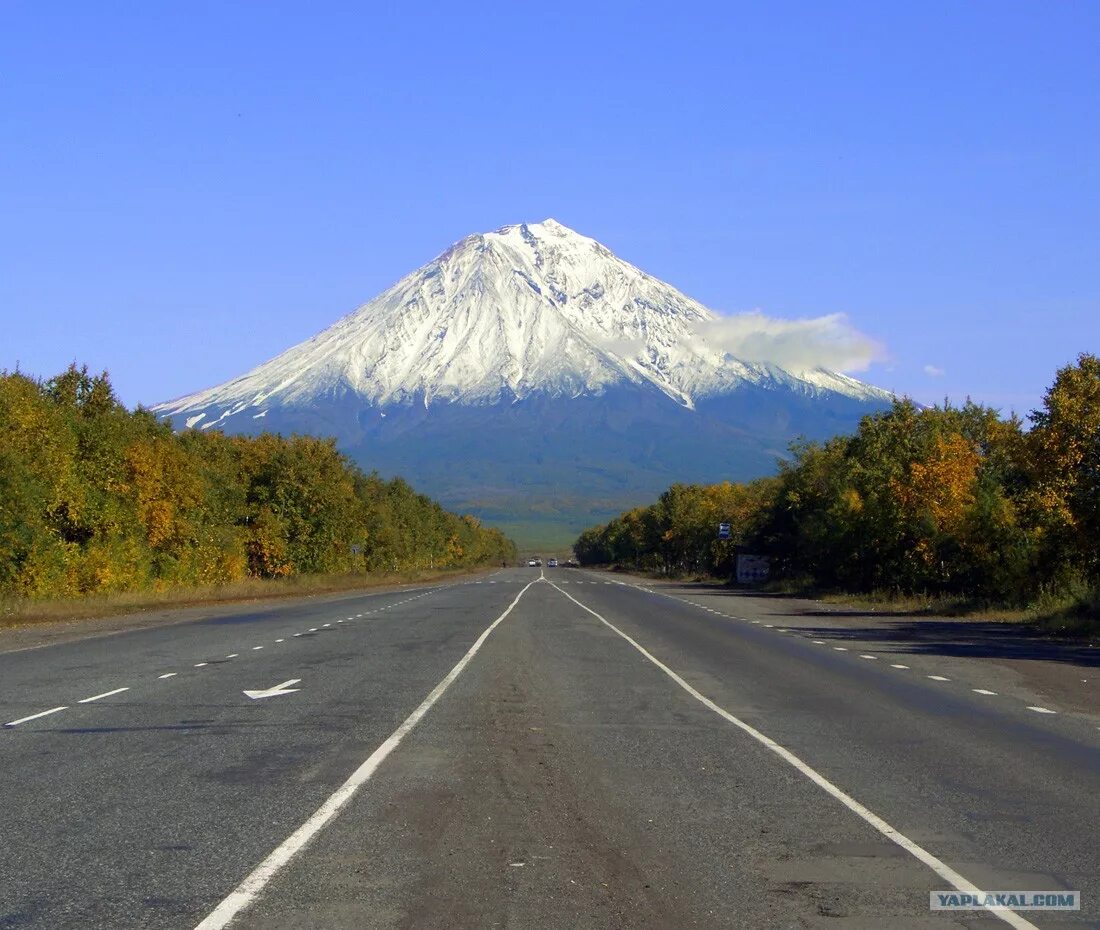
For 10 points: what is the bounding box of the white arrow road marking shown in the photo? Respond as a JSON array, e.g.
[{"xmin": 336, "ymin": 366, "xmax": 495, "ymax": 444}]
[
  {"xmin": 243, "ymin": 679, "xmax": 302, "ymax": 700},
  {"xmin": 195, "ymin": 579, "xmax": 538, "ymax": 930}
]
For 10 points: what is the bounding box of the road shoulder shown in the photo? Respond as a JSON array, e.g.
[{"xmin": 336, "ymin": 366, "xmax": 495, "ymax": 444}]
[
  {"xmin": 0, "ymin": 568, "xmax": 498, "ymax": 656},
  {"xmin": 589, "ymin": 568, "xmax": 1100, "ymax": 719}
]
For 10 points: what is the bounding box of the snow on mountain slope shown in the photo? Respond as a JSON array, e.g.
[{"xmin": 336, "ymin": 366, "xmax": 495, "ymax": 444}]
[{"xmin": 153, "ymin": 219, "xmax": 890, "ymax": 428}]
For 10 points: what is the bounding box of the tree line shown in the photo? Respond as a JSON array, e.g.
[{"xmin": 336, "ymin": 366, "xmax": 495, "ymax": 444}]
[
  {"xmin": 0, "ymin": 365, "xmax": 515, "ymax": 599},
  {"xmin": 575, "ymin": 354, "xmax": 1099, "ymax": 609}
]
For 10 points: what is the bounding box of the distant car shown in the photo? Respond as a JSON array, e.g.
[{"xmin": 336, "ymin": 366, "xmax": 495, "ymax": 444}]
[
  {"xmin": 548, "ymin": 558, "xmax": 558, "ymax": 567},
  {"xmin": 527, "ymin": 558, "xmax": 538, "ymax": 567}
]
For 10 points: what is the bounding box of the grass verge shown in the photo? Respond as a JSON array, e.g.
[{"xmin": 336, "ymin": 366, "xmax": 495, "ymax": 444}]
[
  {"xmin": 766, "ymin": 579, "xmax": 1100, "ymax": 639},
  {"xmin": 0, "ymin": 565, "xmax": 493, "ymax": 630},
  {"xmin": 600, "ymin": 564, "xmax": 1100, "ymax": 640}
]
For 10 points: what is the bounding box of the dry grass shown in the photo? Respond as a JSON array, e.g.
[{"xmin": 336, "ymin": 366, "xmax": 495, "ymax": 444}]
[
  {"xmin": 816, "ymin": 590, "xmax": 1029, "ymax": 621},
  {"xmin": 729, "ymin": 575, "xmax": 1098, "ymax": 639},
  {"xmin": 810, "ymin": 589, "xmax": 1099, "ymax": 638},
  {"xmin": 0, "ymin": 566, "xmax": 490, "ymax": 630}
]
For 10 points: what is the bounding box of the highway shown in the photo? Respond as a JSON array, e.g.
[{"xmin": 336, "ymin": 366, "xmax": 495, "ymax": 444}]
[{"xmin": 1, "ymin": 567, "xmax": 1097, "ymax": 929}]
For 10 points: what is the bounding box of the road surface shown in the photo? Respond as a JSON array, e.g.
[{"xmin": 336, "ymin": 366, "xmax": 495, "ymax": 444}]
[{"xmin": 1, "ymin": 567, "xmax": 1097, "ymax": 929}]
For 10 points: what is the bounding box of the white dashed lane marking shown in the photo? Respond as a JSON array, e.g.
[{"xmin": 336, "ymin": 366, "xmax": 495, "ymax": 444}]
[
  {"xmin": 77, "ymin": 687, "xmax": 130, "ymax": 704},
  {"xmin": 550, "ymin": 579, "xmax": 1042, "ymax": 930},
  {"xmin": 5, "ymin": 707, "xmax": 68, "ymax": 727},
  {"xmin": 592, "ymin": 576, "xmax": 1080, "ymax": 729},
  {"xmin": 0, "ymin": 582, "xmax": 463, "ymax": 732}
]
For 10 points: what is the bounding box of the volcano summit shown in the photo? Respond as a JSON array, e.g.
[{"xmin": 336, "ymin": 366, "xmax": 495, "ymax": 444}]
[{"xmin": 155, "ymin": 220, "xmax": 892, "ymax": 544}]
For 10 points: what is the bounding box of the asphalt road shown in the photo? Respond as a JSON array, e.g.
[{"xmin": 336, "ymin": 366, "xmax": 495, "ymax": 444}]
[{"xmin": 1, "ymin": 567, "xmax": 1097, "ymax": 929}]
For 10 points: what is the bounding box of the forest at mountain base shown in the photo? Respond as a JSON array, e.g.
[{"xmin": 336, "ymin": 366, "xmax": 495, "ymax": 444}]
[
  {"xmin": 575, "ymin": 354, "xmax": 1100, "ymax": 623},
  {"xmin": 0, "ymin": 366, "xmax": 515, "ymax": 601}
]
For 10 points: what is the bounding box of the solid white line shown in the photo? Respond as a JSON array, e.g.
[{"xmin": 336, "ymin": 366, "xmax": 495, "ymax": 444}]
[
  {"xmin": 193, "ymin": 578, "xmax": 540, "ymax": 930},
  {"xmin": 1027, "ymin": 706, "xmax": 1056, "ymax": 714},
  {"xmin": 546, "ymin": 580, "xmax": 1039, "ymax": 930},
  {"xmin": 77, "ymin": 687, "xmax": 130, "ymax": 703},
  {"xmin": 5, "ymin": 706, "xmax": 68, "ymax": 727}
]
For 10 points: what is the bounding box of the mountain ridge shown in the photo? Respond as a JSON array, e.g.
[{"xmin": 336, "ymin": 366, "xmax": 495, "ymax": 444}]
[
  {"xmin": 154, "ymin": 219, "xmax": 889, "ymax": 426},
  {"xmin": 153, "ymin": 220, "xmax": 894, "ymax": 546}
]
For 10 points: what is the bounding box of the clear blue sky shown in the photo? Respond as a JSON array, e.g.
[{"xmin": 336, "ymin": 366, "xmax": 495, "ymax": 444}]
[{"xmin": 2, "ymin": 1, "xmax": 1097, "ymax": 417}]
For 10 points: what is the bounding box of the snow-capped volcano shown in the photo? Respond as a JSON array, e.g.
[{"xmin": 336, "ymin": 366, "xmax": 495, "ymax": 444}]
[
  {"xmin": 154, "ymin": 219, "xmax": 887, "ymax": 428},
  {"xmin": 154, "ymin": 220, "xmax": 892, "ymax": 546}
]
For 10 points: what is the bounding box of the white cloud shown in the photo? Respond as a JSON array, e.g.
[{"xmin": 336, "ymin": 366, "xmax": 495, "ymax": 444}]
[
  {"xmin": 924, "ymin": 364, "xmax": 945, "ymax": 377},
  {"xmin": 691, "ymin": 311, "xmax": 885, "ymax": 374},
  {"xmin": 594, "ymin": 334, "xmax": 647, "ymax": 359}
]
